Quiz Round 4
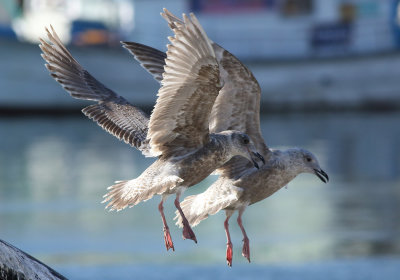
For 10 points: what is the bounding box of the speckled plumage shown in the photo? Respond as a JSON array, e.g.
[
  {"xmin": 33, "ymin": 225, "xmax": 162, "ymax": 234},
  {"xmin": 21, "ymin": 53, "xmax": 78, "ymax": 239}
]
[
  {"xmin": 127, "ymin": 9, "xmax": 328, "ymax": 265},
  {"xmin": 40, "ymin": 11, "xmax": 264, "ymax": 250},
  {"xmin": 103, "ymin": 132, "xmax": 254, "ymax": 211},
  {"xmin": 175, "ymin": 149, "xmax": 324, "ymax": 227}
]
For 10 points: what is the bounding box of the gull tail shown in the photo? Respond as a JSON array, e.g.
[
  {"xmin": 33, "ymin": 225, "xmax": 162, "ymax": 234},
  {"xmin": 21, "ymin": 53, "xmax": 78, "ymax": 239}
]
[
  {"xmin": 174, "ymin": 178, "xmax": 243, "ymax": 227},
  {"xmin": 173, "ymin": 193, "xmax": 219, "ymax": 228},
  {"xmin": 174, "ymin": 195, "xmax": 202, "ymax": 228},
  {"xmin": 102, "ymin": 174, "xmax": 183, "ymax": 211}
]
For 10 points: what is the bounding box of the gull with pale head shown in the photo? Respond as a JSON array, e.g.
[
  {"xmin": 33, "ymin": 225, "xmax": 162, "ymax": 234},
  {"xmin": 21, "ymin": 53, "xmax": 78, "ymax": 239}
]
[
  {"xmin": 125, "ymin": 9, "xmax": 329, "ymax": 266},
  {"xmin": 39, "ymin": 11, "xmax": 264, "ymax": 251}
]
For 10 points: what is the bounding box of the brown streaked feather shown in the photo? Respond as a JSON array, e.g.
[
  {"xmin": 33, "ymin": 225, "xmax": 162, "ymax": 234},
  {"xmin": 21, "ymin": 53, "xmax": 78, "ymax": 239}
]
[
  {"xmin": 82, "ymin": 101, "xmax": 150, "ymax": 155},
  {"xmin": 148, "ymin": 13, "xmax": 221, "ymax": 157},
  {"xmin": 211, "ymin": 45, "xmax": 267, "ymax": 152},
  {"xmin": 40, "ymin": 26, "xmax": 152, "ymax": 156}
]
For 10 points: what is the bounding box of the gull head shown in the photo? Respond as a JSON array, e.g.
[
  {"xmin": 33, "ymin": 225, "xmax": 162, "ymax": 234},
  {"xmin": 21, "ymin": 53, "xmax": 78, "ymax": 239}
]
[
  {"xmin": 287, "ymin": 148, "xmax": 329, "ymax": 183},
  {"xmin": 223, "ymin": 130, "xmax": 265, "ymax": 169}
]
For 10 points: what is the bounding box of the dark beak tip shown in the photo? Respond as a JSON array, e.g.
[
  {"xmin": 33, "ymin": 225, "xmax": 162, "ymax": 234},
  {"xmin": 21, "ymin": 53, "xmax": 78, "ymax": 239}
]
[
  {"xmin": 252, "ymin": 152, "xmax": 265, "ymax": 165},
  {"xmin": 315, "ymin": 169, "xmax": 329, "ymax": 183},
  {"xmin": 253, "ymin": 161, "xmax": 259, "ymax": 169},
  {"xmin": 258, "ymin": 153, "xmax": 265, "ymax": 164}
]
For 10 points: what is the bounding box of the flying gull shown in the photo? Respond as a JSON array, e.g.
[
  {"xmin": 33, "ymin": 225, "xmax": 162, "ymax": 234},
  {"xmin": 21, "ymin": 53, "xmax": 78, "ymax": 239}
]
[
  {"xmin": 125, "ymin": 9, "xmax": 329, "ymax": 266},
  {"xmin": 39, "ymin": 13, "xmax": 264, "ymax": 251}
]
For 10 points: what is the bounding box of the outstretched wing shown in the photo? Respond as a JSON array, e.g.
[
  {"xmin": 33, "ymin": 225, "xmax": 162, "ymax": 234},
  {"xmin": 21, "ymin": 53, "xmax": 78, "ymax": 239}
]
[
  {"xmin": 39, "ymin": 26, "xmax": 152, "ymax": 156},
  {"xmin": 210, "ymin": 45, "xmax": 268, "ymax": 156},
  {"xmin": 147, "ymin": 13, "xmax": 221, "ymax": 157},
  {"xmin": 210, "ymin": 45, "xmax": 270, "ymax": 177},
  {"xmin": 161, "ymin": 9, "xmax": 271, "ymax": 175}
]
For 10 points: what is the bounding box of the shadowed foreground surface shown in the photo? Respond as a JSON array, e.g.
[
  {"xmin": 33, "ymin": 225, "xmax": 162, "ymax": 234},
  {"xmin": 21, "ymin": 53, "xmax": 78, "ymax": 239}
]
[{"xmin": 0, "ymin": 239, "xmax": 66, "ymax": 280}]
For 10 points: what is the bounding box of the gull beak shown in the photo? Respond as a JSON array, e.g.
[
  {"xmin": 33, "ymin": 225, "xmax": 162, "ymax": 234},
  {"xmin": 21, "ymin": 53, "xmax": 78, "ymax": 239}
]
[
  {"xmin": 253, "ymin": 152, "xmax": 265, "ymax": 164},
  {"xmin": 314, "ymin": 169, "xmax": 329, "ymax": 183},
  {"xmin": 247, "ymin": 148, "xmax": 265, "ymax": 169}
]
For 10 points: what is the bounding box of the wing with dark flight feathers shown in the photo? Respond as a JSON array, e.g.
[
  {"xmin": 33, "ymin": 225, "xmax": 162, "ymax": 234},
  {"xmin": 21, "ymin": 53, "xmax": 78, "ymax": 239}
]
[{"xmin": 39, "ymin": 26, "xmax": 152, "ymax": 156}]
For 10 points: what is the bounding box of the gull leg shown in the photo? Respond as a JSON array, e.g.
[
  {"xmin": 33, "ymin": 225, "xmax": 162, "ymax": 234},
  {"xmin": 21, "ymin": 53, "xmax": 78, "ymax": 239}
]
[
  {"xmin": 224, "ymin": 210, "xmax": 234, "ymax": 267},
  {"xmin": 174, "ymin": 192, "xmax": 197, "ymax": 243},
  {"xmin": 237, "ymin": 207, "xmax": 250, "ymax": 263},
  {"xmin": 158, "ymin": 196, "xmax": 174, "ymax": 251}
]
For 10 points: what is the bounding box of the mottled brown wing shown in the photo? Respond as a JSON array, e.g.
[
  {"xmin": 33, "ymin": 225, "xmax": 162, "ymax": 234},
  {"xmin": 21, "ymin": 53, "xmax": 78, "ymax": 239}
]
[
  {"xmin": 210, "ymin": 44, "xmax": 269, "ymax": 157},
  {"xmin": 121, "ymin": 42, "xmax": 269, "ymax": 162},
  {"xmin": 160, "ymin": 9, "xmax": 271, "ymax": 174},
  {"xmin": 210, "ymin": 44, "xmax": 271, "ymax": 177},
  {"xmin": 148, "ymin": 13, "xmax": 221, "ymax": 157},
  {"xmin": 39, "ymin": 26, "xmax": 152, "ymax": 156}
]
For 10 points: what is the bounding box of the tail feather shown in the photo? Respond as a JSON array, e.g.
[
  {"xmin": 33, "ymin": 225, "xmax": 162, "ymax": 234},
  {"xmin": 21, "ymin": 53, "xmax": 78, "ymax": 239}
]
[
  {"xmin": 174, "ymin": 195, "xmax": 199, "ymax": 227},
  {"xmin": 174, "ymin": 192, "xmax": 225, "ymax": 228},
  {"xmin": 174, "ymin": 178, "xmax": 243, "ymax": 227},
  {"xmin": 102, "ymin": 175, "xmax": 183, "ymax": 211},
  {"xmin": 102, "ymin": 178, "xmax": 159, "ymax": 211}
]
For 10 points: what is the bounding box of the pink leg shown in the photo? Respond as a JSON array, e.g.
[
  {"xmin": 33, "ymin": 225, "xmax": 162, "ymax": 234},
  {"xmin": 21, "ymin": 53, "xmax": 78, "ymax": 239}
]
[
  {"xmin": 224, "ymin": 210, "xmax": 234, "ymax": 267},
  {"xmin": 174, "ymin": 193, "xmax": 197, "ymax": 243},
  {"xmin": 158, "ymin": 199, "xmax": 174, "ymax": 251},
  {"xmin": 237, "ymin": 208, "xmax": 250, "ymax": 263}
]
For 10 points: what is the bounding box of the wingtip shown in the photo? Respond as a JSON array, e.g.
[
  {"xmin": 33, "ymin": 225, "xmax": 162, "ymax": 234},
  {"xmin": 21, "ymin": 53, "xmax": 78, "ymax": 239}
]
[
  {"xmin": 160, "ymin": 8, "xmax": 167, "ymax": 18},
  {"xmin": 38, "ymin": 38, "xmax": 46, "ymax": 48},
  {"xmin": 162, "ymin": 7, "xmax": 169, "ymax": 15}
]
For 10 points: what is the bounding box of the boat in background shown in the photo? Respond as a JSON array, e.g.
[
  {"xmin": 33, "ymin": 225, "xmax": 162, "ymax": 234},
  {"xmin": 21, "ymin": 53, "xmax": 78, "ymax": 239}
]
[{"xmin": 0, "ymin": 0, "xmax": 134, "ymax": 46}]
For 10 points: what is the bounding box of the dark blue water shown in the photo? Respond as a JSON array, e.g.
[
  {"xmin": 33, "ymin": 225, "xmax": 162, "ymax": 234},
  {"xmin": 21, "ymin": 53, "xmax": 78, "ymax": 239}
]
[{"xmin": 0, "ymin": 112, "xmax": 399, "ymax": 279}]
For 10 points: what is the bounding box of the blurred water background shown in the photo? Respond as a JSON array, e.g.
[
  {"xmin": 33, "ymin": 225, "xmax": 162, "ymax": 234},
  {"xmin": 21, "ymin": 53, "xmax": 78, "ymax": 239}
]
[{"xmin": 1, "ymin": 0, "xmax": 400, "ymax": 279}]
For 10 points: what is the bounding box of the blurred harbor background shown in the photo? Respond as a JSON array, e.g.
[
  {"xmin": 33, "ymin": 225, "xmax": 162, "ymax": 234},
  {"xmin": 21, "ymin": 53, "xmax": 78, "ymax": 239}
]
[{"xmin": 1, "ymin": 0, "xmax": 400, "ymax": 279}]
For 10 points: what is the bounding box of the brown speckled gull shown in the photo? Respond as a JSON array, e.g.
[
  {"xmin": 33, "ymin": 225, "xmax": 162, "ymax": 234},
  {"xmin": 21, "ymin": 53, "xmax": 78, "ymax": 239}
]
[
  {"xmin": 126, "ymin": 9, "xmax": 329, "ymax": 266},
  {"xmin": 39, "ymin": 11, "xmax": 265, "ymax": 251}
]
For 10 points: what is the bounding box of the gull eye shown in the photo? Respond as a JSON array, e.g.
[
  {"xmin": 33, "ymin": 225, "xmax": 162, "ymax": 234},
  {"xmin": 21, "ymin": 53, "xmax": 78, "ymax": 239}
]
[
  {"xmin": 242, "ymin": 136, "xmax": 249, "ymax": 145},
  {"xmin": 306, "ymin": 157, "xmax": 312, "ymax": 162}
]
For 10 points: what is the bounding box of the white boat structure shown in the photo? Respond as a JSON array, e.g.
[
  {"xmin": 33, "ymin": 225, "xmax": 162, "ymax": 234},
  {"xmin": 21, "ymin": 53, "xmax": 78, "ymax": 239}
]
[
  {"xmin": 5, "ymin": 0, "xmax": 134, "ymax": 45},
  {"xmin": 1, "ymin": 0, "xmax": 400, "ymax": 111}
]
